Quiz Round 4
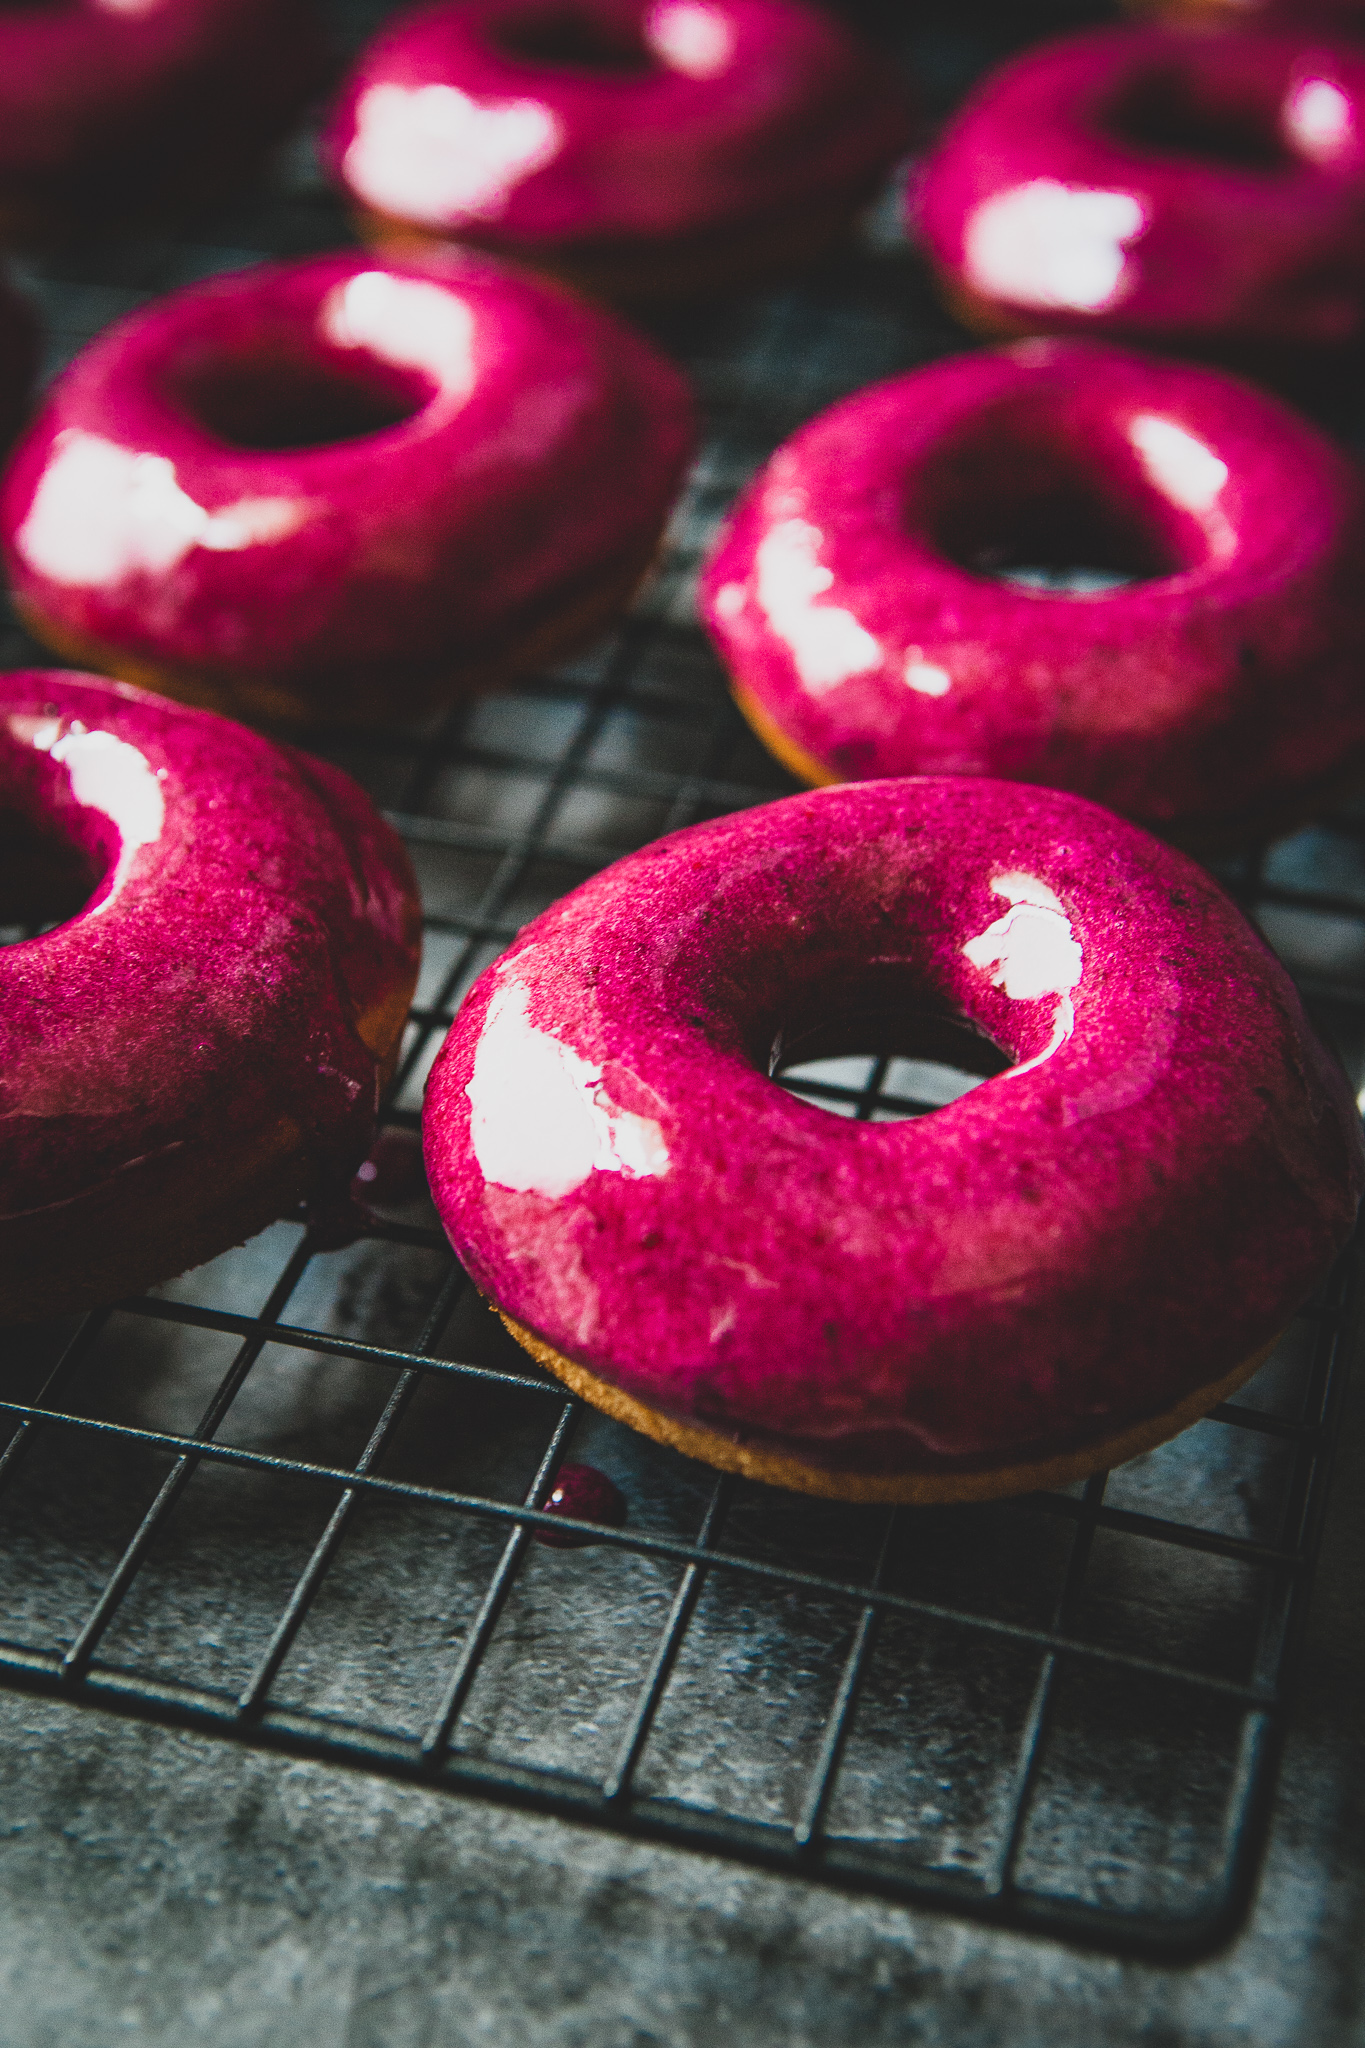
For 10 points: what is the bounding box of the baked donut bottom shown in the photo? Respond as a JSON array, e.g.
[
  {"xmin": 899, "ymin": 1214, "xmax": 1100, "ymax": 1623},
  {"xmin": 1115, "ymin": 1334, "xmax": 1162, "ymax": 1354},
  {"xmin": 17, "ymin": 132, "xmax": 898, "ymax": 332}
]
[
  {"xmin": 13, "ymin": 539, "xmax": 657, "ymax": 729},
  {"xmin": 353, "ymin": 180, "xmax": 884, "ymax": 308},
  {"xmin": 730, "ymin": 663, "xmax": 1365, "ymax": 858},
  {"xmin": 501, "ymin": 1310, "xmax": 1281, "ymax": 1504}
]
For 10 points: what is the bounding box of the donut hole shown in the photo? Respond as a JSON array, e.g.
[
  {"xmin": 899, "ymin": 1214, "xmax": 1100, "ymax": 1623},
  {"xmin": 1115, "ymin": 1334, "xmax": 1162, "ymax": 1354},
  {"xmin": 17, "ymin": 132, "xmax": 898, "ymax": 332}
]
[
  {"xmin": 771, "ymin": 997, "xmax": 1011, "ymax": 1122},
  {"xmin": 916, "ymin": 402, "xmax": 1204, "ymax": 591},
  {"xmin": 493, "ymin": 7, "xmax": 655, "ymax": 74},
  {"xmin": 0, "ymin": 808, "xmax": 107, "ymax": 939},
  {"xmin": 174, "ymin": 349, "xmax": 432, "ymax": 451},
  {"xmin": 1106, "ymin": 64, "xmax": 1290, "ymax": 172}
]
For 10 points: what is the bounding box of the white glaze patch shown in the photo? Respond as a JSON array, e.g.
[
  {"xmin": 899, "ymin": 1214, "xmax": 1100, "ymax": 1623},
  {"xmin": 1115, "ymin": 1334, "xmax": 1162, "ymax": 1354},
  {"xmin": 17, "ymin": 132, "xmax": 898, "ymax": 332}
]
[
  {"xmin": 343, "ymin": 81, "xmax": 563, "ymax": 225},
  {"xmin": 964, "ymin": 180, "xmax": 1145, "ymax": 314},
  {"xmin": 16, "ymin": 431, "xmax": 308, "ymax": 587},
  {"xmin": 962, "ymin": 872, "xmax": 1082, "ymax": 1075},
  {"xmin": 319, "ymin": 271, "xmax": 477, "ymax": 398},
  {"xmin": 31, "ymin": 718, "xmax": 165, "ymax": 910},
  {"xmin": 646, "ymin": 1, "xmax": 735, "ymax": 76},
  {"xmin": 468, "ymin": 981, "xmax": 669, "ymax": 1199},
  {"xmin": 754, "ymin": 518, "xmax": 882, "ymax": 694}
]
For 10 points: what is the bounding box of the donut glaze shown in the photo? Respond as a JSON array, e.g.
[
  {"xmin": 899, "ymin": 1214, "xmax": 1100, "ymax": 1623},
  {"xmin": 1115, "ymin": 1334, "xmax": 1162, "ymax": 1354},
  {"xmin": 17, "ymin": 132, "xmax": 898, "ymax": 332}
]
[
  {"xmin": 0, "ymin": 670, "xmax": 421, "ymax": 1322},
  {"xmin": 324, "ymin": 0, "xmax": 913, "ymax": 301},
  {"xmin": 701, "ymin": 341, "xmax": 1365, "ymax": 845},
  {"xmin": 915, "ymin": 27, "xmax": 1365, "ymax": 356},
  {"xmin": 0, "ymin": 0, "xmax": 323, "ymax": 243},
  {"xmin": 0, "ymin": 251, "xmax": 695, "ymax": 725},
  {"xmin": 424, "ymin": 778, "xmax": 1363, "ymax": 1502}
]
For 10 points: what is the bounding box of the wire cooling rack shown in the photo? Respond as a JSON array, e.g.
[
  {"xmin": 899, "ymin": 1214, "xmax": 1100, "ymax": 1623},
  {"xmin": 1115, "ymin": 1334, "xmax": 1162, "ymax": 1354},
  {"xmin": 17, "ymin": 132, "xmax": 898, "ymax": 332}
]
[{"xmin": 2, "ymin": 0, "xmax": 1365, "ymax": 1967}]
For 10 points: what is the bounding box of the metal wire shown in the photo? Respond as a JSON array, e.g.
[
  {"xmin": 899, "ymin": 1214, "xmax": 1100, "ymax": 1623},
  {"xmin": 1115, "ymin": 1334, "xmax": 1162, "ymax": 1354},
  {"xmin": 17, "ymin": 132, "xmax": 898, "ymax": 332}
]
[{"xmin": 1, "ymin": 0, "xmax": 1362, "ymax": 1966}]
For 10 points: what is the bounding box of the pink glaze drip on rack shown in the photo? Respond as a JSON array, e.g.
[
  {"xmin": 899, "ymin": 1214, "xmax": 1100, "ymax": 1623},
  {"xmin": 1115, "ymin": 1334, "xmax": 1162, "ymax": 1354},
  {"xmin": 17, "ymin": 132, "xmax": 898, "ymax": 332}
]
[
  {"xmin": 915, "ymin": 26, "xmax": 1365, "ymax": 351},
  {"xmin": 425, "ymin": 778, "xmax": 1363, "ymax": 1480},
  {"xmin": 534, "ymin": 1462, "xmax": 627, "ymax": 1547},
  {"xmin": 324, "ymin": 0, "xmax": 913, "ymax": 248},
  {"xmin": 0, "ymin": 669, "xmax": 420, "ymax": 1230},
  {"xmin": 0, "ymin": 250, "xmax": 694, "ymax": 697},
  {"xmin": 701, "ymin": 340, "xmax": 1365, "ymax": 835}
]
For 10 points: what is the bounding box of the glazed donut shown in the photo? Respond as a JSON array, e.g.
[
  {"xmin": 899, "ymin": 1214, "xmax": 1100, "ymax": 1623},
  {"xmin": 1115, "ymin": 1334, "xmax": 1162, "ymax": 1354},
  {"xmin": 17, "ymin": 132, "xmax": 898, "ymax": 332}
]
[
  {"xmin": 0, "ymin": 0, "xmax": 324, "ymax": 245},
  {"xmin": 323, "ymin": 0, "xmax": 914, "ymax": 304},
  {"xmin": 424, "ymin": 778, "xmax": 1362, "ymax": 1503},
  {"xmin": 0, "ymin": 669, "xmax": 421, "ymax": 1323},
  {"xmin": 0, "ymin": 251, "xmax": 694, "ymax": 726},
  {"xmin": 915, "ymin": 27, "xmax": 1365, "ymax": 360},
  {"xmin": 701, "ymin": 340, "xmax": 1365, "ymax": 847},
  {"xmin": 0, "ymin": 272, "xmax": 39, "ymax": 448}
]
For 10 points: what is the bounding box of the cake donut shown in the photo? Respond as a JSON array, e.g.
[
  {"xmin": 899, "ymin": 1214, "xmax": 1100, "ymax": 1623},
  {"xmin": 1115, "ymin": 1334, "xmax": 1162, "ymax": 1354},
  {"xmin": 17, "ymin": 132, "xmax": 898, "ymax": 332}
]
[
  {"xmin": 0, "ymin": 273, "xmax": 39, "ymax": 449},
  {"xmin": 424, "ymin": 778, "xmax": 1363, "ymax": 1503},
  {"xmin": 0, "ymin": 0, "xmax": 323, "ymax": 245},
  {"xmin": 702, "ymin": 340, "xmax": 1365, "ymax": 848},
  {"xmin": 0, "ymin": 251, "xmax": 694, "ymax": 726},
  {"xmin": 324, "ymin": 0, "xmax": 914, "ymax": 304},
  {"xmin": 0, "ymin": 669, "xmax": 421, "ymax": 1323},
  {"xmin": 914, "ymin": 27, "xmax": 1365, "ymax": 360}
]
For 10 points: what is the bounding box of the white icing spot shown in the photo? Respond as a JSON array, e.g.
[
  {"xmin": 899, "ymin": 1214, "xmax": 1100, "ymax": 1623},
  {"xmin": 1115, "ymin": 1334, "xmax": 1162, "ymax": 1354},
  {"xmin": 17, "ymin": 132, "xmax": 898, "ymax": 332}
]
[
  {"xmin": 31, "ymin": 719, "xmax": 165, "ymax": 911},
  {"xmin": 1128, "ymin": 413, "xmax": 1228, "ymax": 515},
  {"xmin": 343, "ymin": 81, "xmax": 563, "ymax": 226},
  {"xmin": 712, "ymin": 580, "xmax": 747, "ymax": 623},
  {"xmin": 646, "ymin": 1, "xmax": 735, "ymax": 77},
  {"xmin": 15, "ymin": 431, "xmax": 308, "ymax": 588},
  {"xmin": 319, "ymin": 271, "xmax": 476, "ymax": 398},
  {"xmin": 963, "ymin": 180, "xmax": 1145, "ymax": 313},
  {"xmin": 467, "ymin": 981, "xmax": 670, "ymax": 1199},
  {"xmin": 754, "ymin": 518, "xmax": 882, "ymax": 694},
  {"xmin": 1284, "ymin": 77, "xmax": 1355, "ymax": 165},
  {"xmin": 962, "ymin": 872, "xmax": 1082, "ymax": 1076},
  {"xmin": 904, "ymin": 651, "xmax": 952, "ymax": 697}
]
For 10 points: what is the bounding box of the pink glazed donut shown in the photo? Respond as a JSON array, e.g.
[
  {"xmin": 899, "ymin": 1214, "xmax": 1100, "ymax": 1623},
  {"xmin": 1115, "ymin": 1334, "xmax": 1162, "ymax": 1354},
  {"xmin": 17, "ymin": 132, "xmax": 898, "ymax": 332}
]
[
  {"xmin": 915, "ymin": 27, "xmax": 1365, "ymax": 359},
  {"xmin": 0, "ymin": 670, "xmax": 421, "ymax": 1322},
  {"xmin": 0, "ymin": 251, "xmax": 694, "ymax": 725},
  {"xmin": 424, "ymin": 778, "xmax": 1363, "ymax": 1502},
  {"xmin": 701, "ymin": 341, "xmax": 1365, "ymax": 847},
  {"xmin": 324, "ymin": 0, "xmax": 914, "ymax": 303},
  {"xmin": 0, "ymin": 0, "xmax": 323, "ymax": 244}
]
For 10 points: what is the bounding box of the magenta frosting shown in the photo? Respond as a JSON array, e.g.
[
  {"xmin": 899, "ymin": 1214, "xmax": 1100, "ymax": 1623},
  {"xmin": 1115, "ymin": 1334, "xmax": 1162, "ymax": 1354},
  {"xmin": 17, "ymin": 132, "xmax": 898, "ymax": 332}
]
[
  {"xmin": 424, "ymin": 778, "xmax": 1362, "ymax": 1481},
  {"xmin": 0, "ymin": 250, "xmax": 694, "ymax": 713},
  {"xmin": 701, "ymin": 340, "xmax": 1365, "ymax": 838},
  {"xmin": 0, "ymin": 0, "xmax": 322, "ymax": 228},
  {"xmin": 323, "ymin": 0, "xmax": 912, "ymax": 251},
  {"xmin": 0, "ymin": 669, "xmax": 420, "ymax": 1293},
  {"xmin": 915, "ymin": 26, "xmax": 1365, "ymax": 351}
]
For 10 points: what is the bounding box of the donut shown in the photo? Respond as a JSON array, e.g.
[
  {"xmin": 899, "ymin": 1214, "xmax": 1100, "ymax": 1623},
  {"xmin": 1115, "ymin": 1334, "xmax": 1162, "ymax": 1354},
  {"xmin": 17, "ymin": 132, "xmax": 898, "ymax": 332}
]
[
  {"xmin": 323, "ymin": 0, "xmax": 914, "ymax": 304},
  {"xmin": 0, "ymin": 669, "xmax": 421, "ymax": 1323},
  {"xmin": 914, "ymin": 27, "xmax": 1365, "ymax": 361},
  {"xmin": 423, "ymin": 778, "xmax": 1363, "ymax": 1504},
  {"xmin": 0, "ymin": 272, "xmax": 39, "ymax": 448},
  {"xmin": 0, "ymin": 251, "xmax": 695, "ymax": 727},
  {"xmin": 0, "ymin": 0, "xmax": 324, "ymax": 245},
  {"xmin": 700, "ymin": 340, "xmax": 1365, "ymax": 848}
]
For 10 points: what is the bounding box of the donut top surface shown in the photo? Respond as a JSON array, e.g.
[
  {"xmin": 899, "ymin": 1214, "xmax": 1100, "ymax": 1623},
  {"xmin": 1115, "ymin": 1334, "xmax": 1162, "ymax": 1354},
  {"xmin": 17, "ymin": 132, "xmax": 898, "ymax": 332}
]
[
  {"xmin": 0, "ymin": 0, "xmax": 320, "ymax": 194},
  {"xmin": 702, "ymin": 340, "xmax": 1365, "ymax": 836},
  {"xmin": 0, "ymin": 669, "xmax": 420, "ymax": 1221},
  {"xmin": 916, "ymin": 26, "xmax": 1365, "ymax": 347},
  {"xmin": 0, "ymin": 251, "xmax": 694, "ymax": 686},
  {"xmin": 325, "ymin": 0, "xmax": 913, "ymax": 246},
  {"xmin": 426, "ymin": 778, "xmax": 1362, "ymax": 1477}
]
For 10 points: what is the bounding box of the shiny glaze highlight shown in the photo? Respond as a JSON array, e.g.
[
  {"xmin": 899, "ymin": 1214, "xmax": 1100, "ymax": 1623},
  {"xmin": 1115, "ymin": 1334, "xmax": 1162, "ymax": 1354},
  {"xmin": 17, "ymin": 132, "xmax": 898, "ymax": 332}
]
[
  {"xmin": 701, "ymin": 341, "xmax": 1365, "ymax": 841},
  {"xmin": 425, "ymin": 778, "xmax": 1362, "ymax": 1482},
  {"xmin": 0, "ymin": 0, "xmax": 322, "ymax": 238},
  {"xmin": 0, "ymin": 670, "xmax": 421, "ymax": 1319},
  {"xmin": 324, "ymin": 0, "xmax": 912, "ymax": 256},
  {"xmin": 916, "ymin": 27, "xmax": 1365, "ymax": 353},
  {"xmin": 0, "ymin": 251, "xmax": 695, "ymax": 722}
]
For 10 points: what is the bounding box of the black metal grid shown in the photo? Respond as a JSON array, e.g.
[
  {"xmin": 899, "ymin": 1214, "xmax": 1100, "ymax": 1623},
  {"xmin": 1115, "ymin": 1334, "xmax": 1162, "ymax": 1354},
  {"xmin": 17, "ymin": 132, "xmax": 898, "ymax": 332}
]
[{"xmin": 2, "ymin": 0, "xmax": 1365, "ymax": 1967}]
